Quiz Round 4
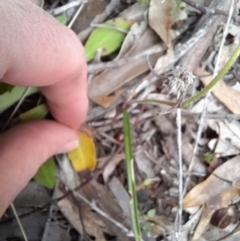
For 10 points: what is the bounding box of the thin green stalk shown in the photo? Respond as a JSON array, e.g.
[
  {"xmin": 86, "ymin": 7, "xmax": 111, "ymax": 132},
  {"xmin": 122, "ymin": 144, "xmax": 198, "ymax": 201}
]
[
  {"xmin": 123, "ymin": 110, "xmax": 141, "ymax": 241},
  {"xmin": 182, "ymin": 45, "xmax": 240, "ymax": 108},
  {"xmin": 134, "ymin": 99, "xmax": 176, "ymax": 107}
]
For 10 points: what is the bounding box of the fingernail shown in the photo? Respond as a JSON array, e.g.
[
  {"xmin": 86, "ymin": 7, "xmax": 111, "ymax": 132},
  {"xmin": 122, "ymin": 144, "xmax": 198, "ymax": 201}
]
[{"xmin": 56, "ymin": 139, "xmax": 79, "ymax": 154}]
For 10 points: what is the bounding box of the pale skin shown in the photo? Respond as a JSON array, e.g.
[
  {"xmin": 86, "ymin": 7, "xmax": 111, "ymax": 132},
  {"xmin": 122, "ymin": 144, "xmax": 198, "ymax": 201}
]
[{"xmin": 0, "ymin": 0, "xmax": 88, "ymax": 215}]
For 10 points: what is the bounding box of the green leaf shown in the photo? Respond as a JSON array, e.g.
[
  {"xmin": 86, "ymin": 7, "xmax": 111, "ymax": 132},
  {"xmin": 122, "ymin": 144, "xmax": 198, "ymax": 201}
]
[
  {"xmin": 33, "ymin": 157, "xmax": 56, "ymax": 189},
  {"xmin": 84, "ymin": 18, "xmax": 132, "ymax": 62},
  {"xmin": 175, "ymin": 0, "xmax": 181, "ymax": 6},
  {"xmin": 55, "ymin": 14, "xmax": 67, "ymax": 25},
  {"xmin": 204, "ymin": 152, "xmax": 215, "ymax": 164},
  {"xmin": 147, "ymin": 209, "xmax": 156, "ymax": 218},
  {"xmin": 0, "ymin": 83, "xmax": 14, "ymax": 95},
  {"xmin": 0, "ymin": 86, "xmax": 38, "ymax": 113},
  {"xmin": 137, "ymin": 0, "xmax": 149, "ymax": 4},
  {"xmin": 19, "ymin": 104, "xmax": 48, "ymax": 123},
  {"xmin": 143, "ymin": 178, "xmax": 151, "ymax": 186}
]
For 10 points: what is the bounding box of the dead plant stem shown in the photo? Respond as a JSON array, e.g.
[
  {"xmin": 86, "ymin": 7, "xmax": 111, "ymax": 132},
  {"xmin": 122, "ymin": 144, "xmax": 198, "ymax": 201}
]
[
  {"xmin": 67, "ymin": 0, "xmax": 85, "ymax": 29},
  {"xmin": 181, "ymin": 0, "xmax": 228, "ymax": 17},
  {"xmin": 48, "ymin": 1, "xmax": 80, "ymax": 15},
  {"xmin": 173, "ymin": 108, "xmax": 183, "ymax": 241},
  {"xmin": 10, "ymin": 203, "xmax": 29, "ymax": 241}
]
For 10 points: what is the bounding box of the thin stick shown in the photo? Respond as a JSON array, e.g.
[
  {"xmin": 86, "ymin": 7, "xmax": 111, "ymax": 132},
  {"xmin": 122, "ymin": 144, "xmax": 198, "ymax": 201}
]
[
  {"xmin": 181, "ymin": 0, "xmax": 228, "ymax": 17},
  {"xmin": 145, "ymin": 54, "xmax": 159, "ymax": 78},
  {"xmin": 10, "ymin": 203, "xmax": 29, "ymax": 241},
  {"xmin": 182, "ymin": 0, "xmax": 234, "ymax": 196},
  {"xmin": 48, "ymin": 1, "xmax": 81, "ymax": 15},
  {"xmin": 173, "ymin": 108, "xmax": 183, "ymax": 241},
  {"xmin": 67, "ymin": 1, "xmax": 86, "ymax": 29}
]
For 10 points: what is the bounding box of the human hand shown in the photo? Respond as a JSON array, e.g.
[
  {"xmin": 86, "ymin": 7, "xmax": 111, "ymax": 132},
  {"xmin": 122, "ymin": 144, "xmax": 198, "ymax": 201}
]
[{"xmin": 0, "ymin": 0, "xmax": 88, "ymax": 215}]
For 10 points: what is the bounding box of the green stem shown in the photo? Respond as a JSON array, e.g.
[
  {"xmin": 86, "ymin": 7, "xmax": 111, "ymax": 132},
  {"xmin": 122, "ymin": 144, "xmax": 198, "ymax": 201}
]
[
  {"xmin": 182, "ymin": 45, "xmax": 240, "ymax": 108},
  {"xmin": 123, "ymin": 110, "xmax": 141, "ymax": 241}
]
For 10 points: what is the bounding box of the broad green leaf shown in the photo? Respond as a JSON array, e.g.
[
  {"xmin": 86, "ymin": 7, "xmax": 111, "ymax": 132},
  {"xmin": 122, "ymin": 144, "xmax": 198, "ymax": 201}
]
[
  {"xmin": 0, "ymin": 86, "xmax": 38, "ymax": 113},
  {"xmin": 18, "ymin": 101, "xmax": 52, "ymax": 188},
  {"xmin": 0, "ymin": 83, "xmax": 14, "ymax": 95},
  {"xmin": 19, "ymin": 104, "xmax": 48, "ymax": 123},
  {"xmin": 67, "ymin": 132, "xmax": 96, "ymax": 172},
  {"xmin": 33, "ymin": 157, "xmax": 56, "ymax": 189},
  {"xmin": 84, "ymin": 18, "xmax": 132, "ymax": 62},
  {"xmin": 204, "ymin": 152, "xmax": 215, "ymax": 164},
  {"xmin": 55, "ymin": 14, "xmax": 67, "ymax": 25}
]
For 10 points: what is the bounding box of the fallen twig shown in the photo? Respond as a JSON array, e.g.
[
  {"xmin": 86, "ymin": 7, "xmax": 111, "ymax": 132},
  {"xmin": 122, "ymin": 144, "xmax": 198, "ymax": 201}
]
[
  {"xmin": 48, "ymin": 1, "xmax": 81, "ymax": 15},
  {"xmin": 173, "ymin": 107, "xmax": 183, "ymax": 241},
  {"xmin": 182, "ymin": 0, "xmax": 228, "ymax": 17}
]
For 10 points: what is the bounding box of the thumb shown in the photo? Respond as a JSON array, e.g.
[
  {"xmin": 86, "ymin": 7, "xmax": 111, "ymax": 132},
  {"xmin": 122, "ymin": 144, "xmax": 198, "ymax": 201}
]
[{"xmin": 0, "ymin": 120, "xmax": 78, "ymax": 216}]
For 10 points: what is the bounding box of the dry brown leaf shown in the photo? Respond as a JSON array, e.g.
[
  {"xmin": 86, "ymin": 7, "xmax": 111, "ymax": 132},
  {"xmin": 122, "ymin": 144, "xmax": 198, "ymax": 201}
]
[
  {"xmin": 57, "ymin": 153, "xmax": 130, "ymax": 240},
  {"xmin": 72, "ymin": 0, "xmax": 110, "ymax": 35},
  {"xmin": 208, "ymin": 119, "xmax": 240, "ymax": 157},
  {"xmin": 115, "ymin": 21, "xmax": 147, "ymax": 60},
  {"xmin": 207, "ymin": 184, "xmax": 240, "ymax": 211},
  {"xmin": 190, "ymin": 186, "xmax": 240, "ymax": 241},
  {"xmin": 148, "ymin": 0, "xmax": 173, "ymax": 48},
  {"xmin": 191, "ymin": 205, "xmax": 215, "ymax": 241},
  {"xmin": 78, "ymin": 0, "xmax": 124, "ymax": 42},
  {"xmin": 183, "ymin": 175, "xmax": 230, "ymax": 208},
  {"xmin": 180, "ymin": 1, "xmax": 230, "ymax": 71},
  {"xmin": 183, "ymin": 155, "xmax": 240, "ymax": 208},
  {"xmin": 57, "ymin": 189, "xmax": 106, "ymax": 241},
  {"xmin": 147, "ymin": 215, "xmax": 172, "ymax": 237},
  {"xmin": 154, "ymin": 48, "xmax": 175, "ymax": 72},
  {"xmin": 103, "ymin": 153, "xmax": 125, "ymax": 183},
  {"xmin": 82, "ymin": 180, "xmax": 132, "ymax": 240},
  {"xmin": 210, "ymin": 206, "xmax": 239, "ymax": 229},
  {"xmin": 91, "ymin": 90, "xmax": 121, "ymax": 109},
  {"xmin": 195, "ymin": 68, "xmax": 240, "ymax": 114},
  {"xmin": 108, "ymin": 177, "xmax": 131, "ymax": 220},
  {"xmin": 135, "ymin": 147, "xmax": 154, "ymax": 178},
  {"xmin": 88, "ymin": 28, "xmax": 163, "ymax": 107},
  {"xmin": 119, "ymin": 2, "xmax": 148, "ymax": 21}
]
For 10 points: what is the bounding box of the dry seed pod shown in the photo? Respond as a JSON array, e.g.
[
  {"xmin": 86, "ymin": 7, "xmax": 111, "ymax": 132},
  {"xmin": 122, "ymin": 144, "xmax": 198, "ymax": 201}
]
[{"xmin": 163, "ymin": 65, "xmax": 195, "ymax": 96}]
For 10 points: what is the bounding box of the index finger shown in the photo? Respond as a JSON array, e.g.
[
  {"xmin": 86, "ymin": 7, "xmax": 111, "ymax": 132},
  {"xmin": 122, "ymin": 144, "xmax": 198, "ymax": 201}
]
[{"xmin": 0, "ymin": 0, "xmax": 88, "ymax": 128}]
